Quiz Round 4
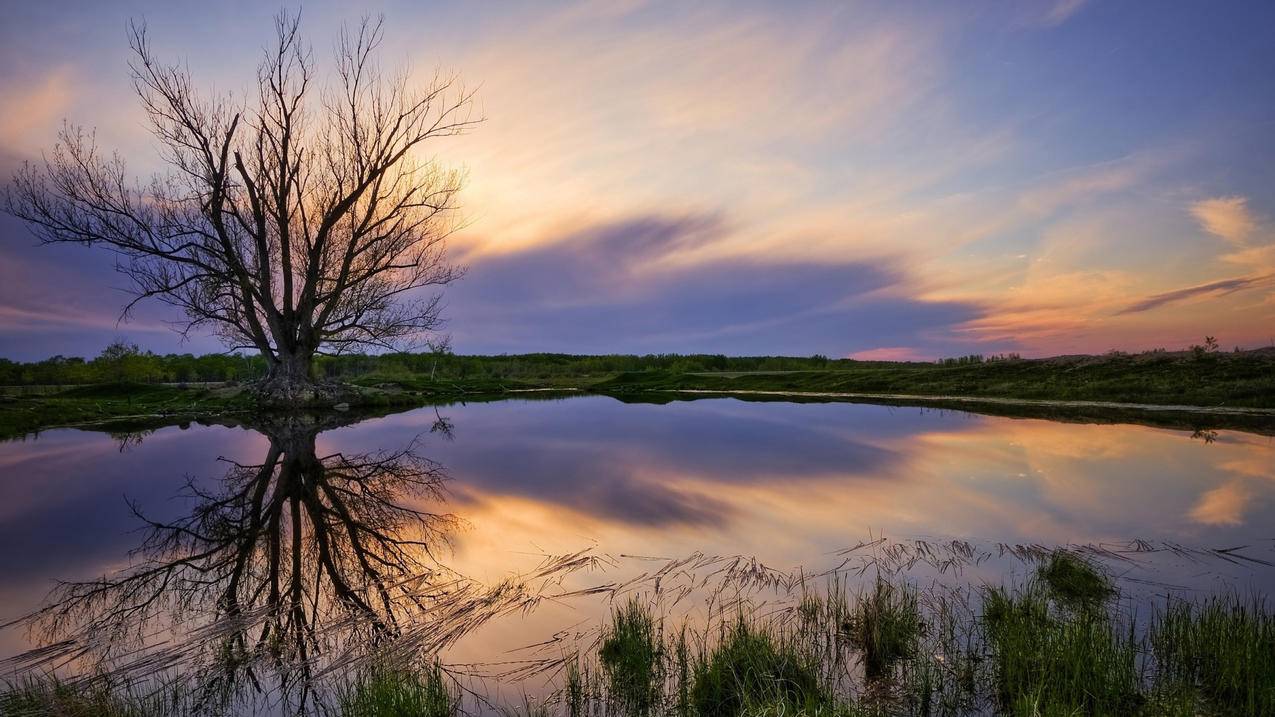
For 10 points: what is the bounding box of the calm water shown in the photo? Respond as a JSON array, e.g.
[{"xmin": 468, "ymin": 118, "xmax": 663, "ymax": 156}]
[{"xmin": 1, "ymin": 396, "xmax": 1272, "ymax": 705}]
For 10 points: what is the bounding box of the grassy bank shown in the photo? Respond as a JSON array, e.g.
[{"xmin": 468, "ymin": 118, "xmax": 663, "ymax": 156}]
[
  {"xmin": 0, "ymin": 378, "xmax": 560, "ymax": 439},
  {"xmin": 7, "ymin": 551, "xmax": 1273, "ymax": 716},
  {"xmin": 593, "ymin": 349, "xmax": 1275, "ymax": 408},
  {"xmin": 3, "ymin": 348, "xmax": 1273, "ymax": 439}
]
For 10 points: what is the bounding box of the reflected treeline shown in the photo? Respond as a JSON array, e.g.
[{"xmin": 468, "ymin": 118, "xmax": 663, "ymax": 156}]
[{"xmin": 10, "ymin": 411, "xmax": 463, "ymax": 708}]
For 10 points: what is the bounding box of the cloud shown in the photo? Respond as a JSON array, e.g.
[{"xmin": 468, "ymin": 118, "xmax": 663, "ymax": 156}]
[
  {"xmin": 1117, "ymin": 274, "xmax": 1275, "ymax": 315},
  {"xmin": 1039, "ymin": 0, "xmax": 1091, "ymax": 27},
  {"xmin": 0, "ymin": 66, "xmax": 74, "ymax": 167},
  {"xmin": 1191, "ymin": 196, "xmax": 1256, "ymax": 245},
  {"xmin": 848, "ymin": 347, "xmax": 932, "ymax": 362},
  {"xmin": 445, "ymin": 214, "xmax": 983, "ymax": 356}
]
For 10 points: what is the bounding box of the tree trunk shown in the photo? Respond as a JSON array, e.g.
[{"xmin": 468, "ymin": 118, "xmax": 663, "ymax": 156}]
[{"xmin": 258, "ymin": 350, "xmax": 320, "ymax": 406}]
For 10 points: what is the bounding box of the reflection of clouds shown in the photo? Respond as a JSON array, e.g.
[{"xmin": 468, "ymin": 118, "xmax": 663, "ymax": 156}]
[
  {"xmin": 5, "ymin": 400, "xmax": 1275, "ymax": 630},
  {"xmin": 1189, "ymin": 481, "xmax": 1252, "ymax": 526},
  {"xmin": 338, "ymin": 400, "xmax": 1275, "ymax": 576},
  {"xmin": 4, "ymin": 399, "xmax": 1275, "ymax": 662}
]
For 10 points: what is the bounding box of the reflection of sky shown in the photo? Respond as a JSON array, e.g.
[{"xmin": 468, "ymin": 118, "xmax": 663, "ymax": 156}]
[{"xmin": 2, "ymin": 398, "xmax": 1273, "ymax": 660}]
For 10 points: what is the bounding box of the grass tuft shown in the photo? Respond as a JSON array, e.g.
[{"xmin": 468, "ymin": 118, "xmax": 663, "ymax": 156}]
[
  {"xmin": 1151, "ymin": 595, "xmax": 1275, "ymax": 715},
  {"xmin": 339, "ymin": 661, "xmax": 454, "ymax": 717},
  {"xmin": 0, "ymin": 674, "xmax": 193, "ymax": 717},
  {"xmin": 1037, "ymin": 550, "xmax": 1114, "ymax": 608},
  {"xmin": 690, "ymin": 620, "xmax": 827, "ymax": 717},
  {"xmin": 599, "ymin": 599, "xmax": 663, "ymax": 714},
  {"xmin": 982, "ymin": 586, "xmax": 1142, "ymax": 715},
  {"xmin": 843, "ymin": 578, "xmax": 922, "ymax": 680}
]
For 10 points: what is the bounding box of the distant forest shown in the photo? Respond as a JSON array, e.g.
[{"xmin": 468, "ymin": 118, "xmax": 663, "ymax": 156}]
[{"xmin": 0, "ymin": 340, "xmax": 1001, "ymax": 386}]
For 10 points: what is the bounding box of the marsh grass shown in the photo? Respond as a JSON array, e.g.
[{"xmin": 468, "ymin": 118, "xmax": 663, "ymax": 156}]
[
  {"xmin": 981, "ymin": 586, "xmax": 1142, "ymax": 715},
  {"xmin": 1150, "ymin": 595, "xmax": 1275, "ymax": 715},
  {"xmin": 338, "ymin": 661, "xmax": 455, "ymax": 717},
  {"xmin": 0, "ymin": 674, "xmax": 194, "ymax": 717},
  {"xmin": 600, "ymin": 599, "xmax": 664, "ymax": 714},
  {"xmin": 6, "ymin": 562, "xmax": 1274, "ymax": 716},
  {"xmin": 843, "ymin": 578, "xmax": 922, "ymax": 680},
  {"xmin": 690, "ymin": 620, "xmax": 828, "ymax": 717},
  {"xmin": 1037, "ymin": 550, "xmax": 1114, "ymax": 608}
]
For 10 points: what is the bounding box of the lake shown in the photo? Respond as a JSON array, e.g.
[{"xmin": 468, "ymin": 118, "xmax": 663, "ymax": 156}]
[{"xmin": 1, "ymin": 395, "xmax": 1272, "ymax": 710}]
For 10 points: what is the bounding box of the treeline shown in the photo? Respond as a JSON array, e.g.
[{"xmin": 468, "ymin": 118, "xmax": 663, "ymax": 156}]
[
  {"xmin": 0, "ymin": 343, "xmax": 883, "ymax": 386},
  {"xmin": 314, "ymin": 351, "xmax": 850, "ymax": 381},
  {"xmin": 0, "ymin": 341, "xmax": 267, "ymax": 386}
]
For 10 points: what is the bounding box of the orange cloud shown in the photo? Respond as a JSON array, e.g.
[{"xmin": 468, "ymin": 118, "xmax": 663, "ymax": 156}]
[
  {"xmin": 1189, "ymin": 481, "xmax": 1252, "ymax": 526},
  {"xmin": 1192, "ymin": 196, "xmax": 1255, "ymax": 245},
  {"xmin": 849, "ymin": 347, "xmax": 932, "ymax": 362}
]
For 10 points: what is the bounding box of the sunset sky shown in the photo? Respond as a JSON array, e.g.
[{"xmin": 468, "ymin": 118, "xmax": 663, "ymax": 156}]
[{"xmin": 1, "ymin": 0, "xmax": 1273, "ymax": 361}]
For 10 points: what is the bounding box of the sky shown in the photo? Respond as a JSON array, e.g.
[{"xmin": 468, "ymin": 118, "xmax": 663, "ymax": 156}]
[{"xmin": 1, "ymin": 0, "xmax": 1273, "ymax": 361}]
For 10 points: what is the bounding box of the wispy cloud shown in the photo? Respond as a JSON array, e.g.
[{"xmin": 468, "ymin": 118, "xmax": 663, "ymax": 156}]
[
  {"xmin": 1117, "ymin": 274, "xmax": 1275, "ymax": 315},
  {"xmin": 1039, "ymin": 0, "xmax": 1091, "ymax": 27}
]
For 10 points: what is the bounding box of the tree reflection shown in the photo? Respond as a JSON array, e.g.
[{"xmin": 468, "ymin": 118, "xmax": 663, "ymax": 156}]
[{"xmin": 28, "ymin": 412, "xmax": 459, "ymax": 706}]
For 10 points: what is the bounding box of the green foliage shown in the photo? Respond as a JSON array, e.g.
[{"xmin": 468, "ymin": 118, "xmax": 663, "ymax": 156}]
[
  {"xmin": 565, "ymin": 659, "xmax": 589, "ymax": 717},
  {"xmin": 842, "ymin": 578, "xmax": 922, "ymax": 679},
  {"xmin": 0, "ymin": 675, "xmax": 193, "ymax": 717},
  {"xmin": 1151, "ymin": 595, "xmax": 1275, "ymax": 715},
  {"xmin": 600, "ymin": 599, "xmax": 663, "ymax": 714},
  {"xmin": 690, "ymin": 621, "xmax": 827, "ymax": 717},
  {"xmin": 339, "ymin": 661, "xmax": 454, "ymax": 717},
  {"xmin": 1037, "ymin": 551, "xmax": 1114, "ymax": 608},
  {"xmin": 982, "ymin": 586, "xmax": 1143, "ymax": 715},
  {"xmin": 4, "ymin": 342, "xmax": 1275, "ymax": 410}
]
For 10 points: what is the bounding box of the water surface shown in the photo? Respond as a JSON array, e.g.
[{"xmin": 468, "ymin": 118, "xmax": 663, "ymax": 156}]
[{"xmin": 1, "ymin": 396, "xmax": 1272, "ymax": 704}]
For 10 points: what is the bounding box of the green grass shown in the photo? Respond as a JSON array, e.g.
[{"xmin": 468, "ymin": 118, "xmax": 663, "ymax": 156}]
[
  {"xmin": 338, "ymin": 661, "xmax": 455, "ymax": 717},
  {"xmin": 1150, "ymin": 595, "xmax": 1275, "ymax": 715},
  {"xmin": 594, "ymin": 350, "xmax": 1275, "ymax": 409},
  {"xmin": 982, "ymin": 585, "xmax": 1143, "ymax": 715},
  {"xmin": 1037, "ymin": 550, "xmax": 1114, "ymax": 608},
  {"xmin": 600, "ymin": 599, "xmax": 664, "ymax": 714},
  {"xmin": 690, "ymin": 621, "xmax": 829, "ymax": 717},
  {"xmin": 0, "ymin": 382, "xmax": 255, "ymax": 439},
  {"xmin": 0, "ymin": 674, "xmax": 193, "ymax": 717},
  {"xmin": 5, "ymin": 348, "xmax": 1273, "ymax": 438},
  {"xmin": 5, "ymin": 569, "xmax": 1274, "ymax": 716},
  {"xmin": 842, "ymin": 578, "xmax": 922, "ymax": 680}
]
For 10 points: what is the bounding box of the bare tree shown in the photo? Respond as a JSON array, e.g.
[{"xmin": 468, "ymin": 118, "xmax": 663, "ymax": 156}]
[{"xmin": 4, "ymin": 13, "xmax": 477, "ymax": 404}]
